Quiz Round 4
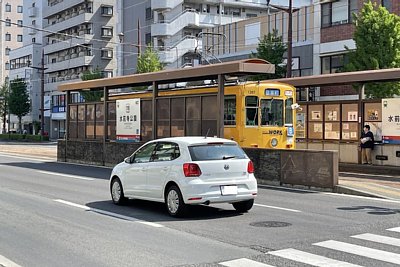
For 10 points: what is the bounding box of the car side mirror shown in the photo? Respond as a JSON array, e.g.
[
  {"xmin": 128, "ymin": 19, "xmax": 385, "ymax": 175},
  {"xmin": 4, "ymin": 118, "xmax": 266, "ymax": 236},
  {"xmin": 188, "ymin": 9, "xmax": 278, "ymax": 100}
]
[{"xmin": 124, "ymin": 157, "xmax": 132, "ymax": 164}]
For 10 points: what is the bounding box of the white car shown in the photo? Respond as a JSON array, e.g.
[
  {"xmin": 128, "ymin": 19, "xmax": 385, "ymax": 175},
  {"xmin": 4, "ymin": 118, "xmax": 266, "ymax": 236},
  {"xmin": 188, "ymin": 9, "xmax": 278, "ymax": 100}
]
[{"xmin": 110, "ymin": 136, "xmax": 257, "ymax": 217}]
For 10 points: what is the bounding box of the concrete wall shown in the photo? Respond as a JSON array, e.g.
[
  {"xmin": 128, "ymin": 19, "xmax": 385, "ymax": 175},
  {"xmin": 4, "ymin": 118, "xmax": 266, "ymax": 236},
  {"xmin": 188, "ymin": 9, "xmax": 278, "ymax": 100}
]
[{"xmin": 58, "ymin": 140, "xmax": 339, "ymax": 189}]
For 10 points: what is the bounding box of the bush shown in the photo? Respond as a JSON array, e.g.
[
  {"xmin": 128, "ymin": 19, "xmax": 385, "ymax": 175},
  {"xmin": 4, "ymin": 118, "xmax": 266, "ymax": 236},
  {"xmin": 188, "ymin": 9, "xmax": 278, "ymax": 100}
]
[{"xmin": 0, "ymin": 134, "xmax": 49, "ymax": 142}]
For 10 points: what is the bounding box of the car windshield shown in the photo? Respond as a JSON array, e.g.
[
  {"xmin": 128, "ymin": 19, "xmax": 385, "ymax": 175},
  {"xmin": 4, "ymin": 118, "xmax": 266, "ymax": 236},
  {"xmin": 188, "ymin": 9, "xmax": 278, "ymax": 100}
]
[{"xmin": 188, "ymin": 143, "xmax": 247, "ymax": 161}]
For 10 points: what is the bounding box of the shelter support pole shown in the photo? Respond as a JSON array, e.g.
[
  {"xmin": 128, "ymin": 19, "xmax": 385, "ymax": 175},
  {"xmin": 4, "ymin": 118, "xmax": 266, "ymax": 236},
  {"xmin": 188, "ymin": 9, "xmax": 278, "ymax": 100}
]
[
  {"xmin": 358, "ymin": 84, "xmax": 364, "ymax": 164},
  {"xmin": 217, "ymin": 74, "xmax": 225, "ymax": 138},
  {"xmin": 65, "ymin": 90, "xmax": 70, "ymax": 162},
  {"xmin": 152, "ymin": 82, "xmax": 158, "ymax": 140},
  {"xmin": 103, "ymin": 87, "xmax": 108, "ymax": 166}
]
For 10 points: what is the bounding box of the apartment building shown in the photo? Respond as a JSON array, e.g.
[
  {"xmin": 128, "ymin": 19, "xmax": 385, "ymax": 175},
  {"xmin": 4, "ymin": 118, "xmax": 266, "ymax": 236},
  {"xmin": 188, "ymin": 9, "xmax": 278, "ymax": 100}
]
[
  {"xmin": 43, "ymin": 0, "xmax": 118, "ymax": 139},
  {"xmin": 316, "ymin": 0, "xmax": 399, "ymax": 101},
  {"xmin": 121, "ymin": 0, "xmax": 312, "ymax": 73},
  {"xmin": 0, "ymin": 0, "xmax": 24, "ymax": 133}
]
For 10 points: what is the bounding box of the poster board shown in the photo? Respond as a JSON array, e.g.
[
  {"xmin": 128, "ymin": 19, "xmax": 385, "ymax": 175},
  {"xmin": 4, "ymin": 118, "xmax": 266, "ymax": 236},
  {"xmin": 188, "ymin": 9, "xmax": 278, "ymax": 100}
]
[
  {"xmin": 341, "ymin": 122, "xmax": 358, "ymax": 141},
  {"xmin": 382, "ymin": 98, "xmax": 400, "ymax": 144},
  {"xmin": 296, "ymin": 105, "xmax": 307, "ymax": 139},
  {"xmin": 116, "ymin": 99, "xmax": 141, "ymax": 142},
  {"xmin": 308, "ymin": 122, "xmax": 323, "ymax": 139},
  {"xmin": 364, "ymin": 102, "xmax": 381, "ymax": 122},
  {"xmin": 324, "ymin": 122, "xmax": 340, "ymax": 140},
  {"xmin": 325, "ymin": 104, "xmax": 340, "ymax": 121},
  {"xmin": 342, "ymin": 103, "xmax": 358, "ymax": 122}
]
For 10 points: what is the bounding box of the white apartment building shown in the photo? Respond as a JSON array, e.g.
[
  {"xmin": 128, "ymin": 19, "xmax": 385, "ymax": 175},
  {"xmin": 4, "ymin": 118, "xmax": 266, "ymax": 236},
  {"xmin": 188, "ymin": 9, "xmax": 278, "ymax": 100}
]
[
  {"xmin": 0, "ymin": 0, "xmax": 24, "ymax": 133},
  {"xmin": 43, "ymin": 0, "xmax": 118, "ymax": 139},
  {"xmin": 121, "ymin": 0, "xmax": 311, "ymax": 74}
]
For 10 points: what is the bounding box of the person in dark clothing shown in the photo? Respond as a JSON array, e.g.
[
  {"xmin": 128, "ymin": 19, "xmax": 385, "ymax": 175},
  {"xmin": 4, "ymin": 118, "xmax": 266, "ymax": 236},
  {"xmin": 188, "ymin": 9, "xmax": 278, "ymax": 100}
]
[{"xmin": 360, "ymin": 125, "xmax": 374, "ymax": 164}]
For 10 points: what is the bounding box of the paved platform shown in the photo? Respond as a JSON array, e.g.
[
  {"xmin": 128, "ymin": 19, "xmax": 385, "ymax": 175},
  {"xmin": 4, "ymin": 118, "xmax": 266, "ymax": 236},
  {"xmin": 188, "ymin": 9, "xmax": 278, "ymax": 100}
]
[{"xmin": 1, "ymin": 141, "xmax": 399, "ymax": 200}]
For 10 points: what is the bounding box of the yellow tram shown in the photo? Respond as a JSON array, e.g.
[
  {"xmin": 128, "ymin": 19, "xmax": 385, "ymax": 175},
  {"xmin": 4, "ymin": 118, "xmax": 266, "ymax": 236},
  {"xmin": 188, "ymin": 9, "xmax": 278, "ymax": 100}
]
[{"xmin": 112, "ymin": 80, "xmax": 297, "ymax": 149}]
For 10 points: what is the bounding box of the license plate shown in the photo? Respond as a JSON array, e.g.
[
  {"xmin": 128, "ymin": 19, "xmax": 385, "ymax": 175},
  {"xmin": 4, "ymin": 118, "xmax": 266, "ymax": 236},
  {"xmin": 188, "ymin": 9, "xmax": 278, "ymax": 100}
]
[{"xmin": 221, "ymin": 185, "xmax": 238, "ymax": 195}]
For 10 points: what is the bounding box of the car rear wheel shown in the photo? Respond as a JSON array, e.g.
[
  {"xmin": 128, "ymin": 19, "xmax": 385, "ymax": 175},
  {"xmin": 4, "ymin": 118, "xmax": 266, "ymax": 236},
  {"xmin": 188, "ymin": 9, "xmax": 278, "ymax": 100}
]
[
  {"xmin": 165, "ymin": 185, "xmax": 186, "ymax": 217},
  {"xmin": 111, "ymin": 177, "xmax": 127, "ymax": 205},
  {"xmin": 232, "ymin": 199, "xmax": 254, "ymax": 213}
]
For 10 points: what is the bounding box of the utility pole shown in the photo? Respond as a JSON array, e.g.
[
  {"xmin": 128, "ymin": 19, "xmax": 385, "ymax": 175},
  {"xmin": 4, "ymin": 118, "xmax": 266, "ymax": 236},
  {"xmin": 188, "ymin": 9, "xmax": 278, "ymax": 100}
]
[
  {"xmin": 266, "ymin": 0, "xmax": 298, "ymax": 78},
  {"xmin": 30, "ymin": 50, "xmax": 48, "ymax": 138}
]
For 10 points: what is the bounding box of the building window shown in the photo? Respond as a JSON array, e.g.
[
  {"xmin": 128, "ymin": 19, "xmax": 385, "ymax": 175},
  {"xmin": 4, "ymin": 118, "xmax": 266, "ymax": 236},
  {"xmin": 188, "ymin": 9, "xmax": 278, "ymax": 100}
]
[
  {"xmin": 101, "ymin": 49, "xmax": 113, "ymax": 59},
  {"xmin": 321, "ymin": 54, "xmax": 348, "ymax": 74},
  {"xmin": 5, "ymin": 19, "xmax": 11, "ymax": 26},
  {"xmin": 145, "ymin": 33, "xmax": 151, "ymax": 45},
  {"xmin": 321, "ymin": 3, "xmax": 332, "ymax": 28},
  {"xmin": 101, "ymin": 27, "xmax": 113, "ymax": 37},
  {"xmin": 5, "ymin": 47, "xmax": 11, "ymax": 55},
  {"xmin": 5, "ymin": 62, "xmax": 10, "ymax": 70},
  {"xmin": 32, "ymin": 38, "xmax": 36, "ymax": 43},
  {"xmin": 101, "ymin": 5, "xmax": 113, "ymax": 16},
  {"xmin": 18, "ymin": 20, "xmax": 23, "ymax": 27},
  {"xmin": 17, "ymin": 5, "xmax": 23, "ymax": 13},
  {"xmin": 382, "ymin": 0, "xmax": 392, "ymax": 12},
  {"xmin": 17, "ymin": 35, "xmax": 23, "ymax": 42},
  {"xmin": 349, "ymin": 0, "xmax": 358, "ymax": 22},
  {"xmin": 5, "ymin": 4, "xmax": 11, "ymax": 12},
  {"xmin": 145, "ymin": 8, "xmax": 153, "ymax": 20},
  {"xmin": 101, "ymin": 70, "xmax": 113, "ymax": 78},
  {"xmin": 5, "ymin": 33, "xmax": 11, "ymax": 41}
]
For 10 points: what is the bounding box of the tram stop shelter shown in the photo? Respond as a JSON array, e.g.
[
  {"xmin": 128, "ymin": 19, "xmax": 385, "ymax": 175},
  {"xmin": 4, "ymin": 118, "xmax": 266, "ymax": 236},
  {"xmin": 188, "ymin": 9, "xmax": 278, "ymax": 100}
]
[{"xmin": 58, "ymin": 59, "xmax": 275, "ymax": 164}]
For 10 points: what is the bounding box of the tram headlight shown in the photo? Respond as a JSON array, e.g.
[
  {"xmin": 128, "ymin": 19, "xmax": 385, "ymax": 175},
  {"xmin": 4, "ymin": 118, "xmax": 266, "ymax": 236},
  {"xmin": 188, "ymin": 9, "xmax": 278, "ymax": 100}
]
[
  {"xmin": 271, "ymin": 138, "xmax": 278, "ymax": 147},
  {"xmin": 287, "ymin": 137, "xmax": 294, "ymax": 144}
]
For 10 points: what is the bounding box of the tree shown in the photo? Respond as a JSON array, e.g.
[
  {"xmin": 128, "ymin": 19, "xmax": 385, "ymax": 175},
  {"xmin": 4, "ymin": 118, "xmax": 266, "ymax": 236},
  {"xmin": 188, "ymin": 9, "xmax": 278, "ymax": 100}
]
[
  {"xmin": 80, "ymin": 68, "xmax": 103, "ymax": 102},
  {"xmin": 344, "ymin": 1, "xmax": 400, "ymax": 98},
  {"xmin": 0, "ymin": 83, "xmax": 9, "ymax": 133},
  {"xmin": 9, "ymin": 78, "xmax": 30, "ymax": 133},
  {"xmin": 137, "ymin": 46, "xmax": 164, "ymax": 74},
  {"xmin": 251, "ymin": 29, "xmax": 287, "ymax": 80}
]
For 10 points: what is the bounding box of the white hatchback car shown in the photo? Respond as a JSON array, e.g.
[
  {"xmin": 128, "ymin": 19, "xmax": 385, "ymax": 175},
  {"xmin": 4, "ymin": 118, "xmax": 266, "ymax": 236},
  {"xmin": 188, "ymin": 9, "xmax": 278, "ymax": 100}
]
[{"xmin": 110, "ymin": 136, "xmax": 257, "ymax": 217}]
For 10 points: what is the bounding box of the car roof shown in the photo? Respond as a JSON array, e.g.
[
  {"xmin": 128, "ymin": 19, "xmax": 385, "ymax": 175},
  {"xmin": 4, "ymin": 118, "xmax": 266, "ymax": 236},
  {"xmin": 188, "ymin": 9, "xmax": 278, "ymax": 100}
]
[{"xmin": 154, "ymin": 136, "xmax": 238, "ymax": 146}]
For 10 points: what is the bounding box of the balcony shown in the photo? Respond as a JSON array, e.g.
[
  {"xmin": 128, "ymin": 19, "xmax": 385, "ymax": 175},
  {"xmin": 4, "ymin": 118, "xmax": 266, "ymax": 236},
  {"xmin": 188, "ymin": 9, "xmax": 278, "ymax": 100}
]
[
  {"xmin": 159, "ymin": 37, "xmax": 200, "ymax": 64},
  {"xmin": 44, "ymin": 34, "xmax": 94, "ymax": 54},
  {"xmin": 151, "ymin": 0, "xmax": 183, "ymax": 11},
  {"xmin": 152, "ymin": 10, "xmax": 243, "ymax": 37},
  {"xmin": 43, "ymin": 0, "xmax": 87, "ymax": 19},
  {"xmin": 46, "ymin": 77, "xmax": 81, "ymax": 93},
  {"xmin": 44, "ymin": 12, "xmax": 93, "ymax": 36},
  {"xmin": 28, "ymin": 28, "xmax": 37, "ymax": 35},
  {"xmin": 46, "ymin": 55, "xmax": 94, "ymax": 72},
  {"xmin": 28, "ymin": 7, "xmax": 37, "ymax": 17}
]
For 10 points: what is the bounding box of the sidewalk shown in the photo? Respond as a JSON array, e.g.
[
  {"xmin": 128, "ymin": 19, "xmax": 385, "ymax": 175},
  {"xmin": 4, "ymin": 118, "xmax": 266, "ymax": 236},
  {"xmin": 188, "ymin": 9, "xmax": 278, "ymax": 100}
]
[{"xmin": 1, "ymin": 141, "xmax": 399, "ymax": 200}]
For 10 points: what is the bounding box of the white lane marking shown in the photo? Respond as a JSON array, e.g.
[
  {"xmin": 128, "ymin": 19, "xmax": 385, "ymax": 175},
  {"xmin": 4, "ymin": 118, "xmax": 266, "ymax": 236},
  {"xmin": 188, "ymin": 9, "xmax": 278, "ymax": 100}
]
[
  {"xmin": 254, "ymin": 203, "xmax": 301, "ymax": 213},
  {"xmin": 314, "ymin": 240, "xmax": 400, "ymax": 265},
  {"xmin": 38, "ymin": 170, "xmax": 95, "ymax": 181},
  {"xmin": 0, "ymin": 153, "xmax": 53, "ymax": 162},
  {"xmin": 220, "ymin": 258, "xmax": 275, "ymax": 267},
  {"xmin": 259, "ymin": 185, "xmax": 400, "ymax": 204},
  {"xmin": 0, "ymin": 254, "xmax": 22, "ymax": 267},
  {"xmin": 387, "ymin": 227, "xmax": 400, "ymax": 233},
  {"xmin": 269, "ymin": 248, "xmax": 362, "ymax": 267},
  {"xmin": 54, "ymin": 199, "xmax": 164, "ymax": 228},
  {"xmin": 352, "ymin": 233, "xmax": 400, "ymax": 247}
]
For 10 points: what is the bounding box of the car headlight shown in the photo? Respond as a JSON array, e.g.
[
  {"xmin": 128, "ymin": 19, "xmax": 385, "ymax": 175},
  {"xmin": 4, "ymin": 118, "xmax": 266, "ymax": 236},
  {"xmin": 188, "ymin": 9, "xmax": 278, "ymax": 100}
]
[{"xmin": 271, "ymin": 138, "xmax": 278, "ymax": 147}]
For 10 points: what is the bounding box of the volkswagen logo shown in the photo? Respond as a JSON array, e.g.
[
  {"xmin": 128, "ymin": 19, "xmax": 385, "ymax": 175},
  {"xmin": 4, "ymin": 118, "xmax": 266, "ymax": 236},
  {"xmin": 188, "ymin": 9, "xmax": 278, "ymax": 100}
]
[{"xmin": 224, "ymin": 164, "xmax": 230, "ymax": 170}]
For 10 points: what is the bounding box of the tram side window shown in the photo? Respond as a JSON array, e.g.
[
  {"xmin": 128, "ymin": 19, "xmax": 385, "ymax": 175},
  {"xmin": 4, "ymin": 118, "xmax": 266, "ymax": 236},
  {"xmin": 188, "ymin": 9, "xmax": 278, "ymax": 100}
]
[
  {"xmin": 261, "ymin": 99, "xmax": 283, "ymax": 126},
  {"xmin": 224, "ymin": 95, "xmax": 236, "ymax": 125},
  {"xmin": 245, "ymin": 96, "xmax": 258, "ymax": 126},
  {"xmin": 285, "ymin": 98, "xmax": 293, "ymax": 125}
]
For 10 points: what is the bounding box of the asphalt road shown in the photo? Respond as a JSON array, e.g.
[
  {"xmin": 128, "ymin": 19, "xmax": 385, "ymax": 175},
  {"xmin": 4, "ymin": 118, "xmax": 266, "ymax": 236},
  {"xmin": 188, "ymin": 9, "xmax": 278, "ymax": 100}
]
[{"xmin": 1, "ymin": 152, "xmax": 400, "ymax": 267}]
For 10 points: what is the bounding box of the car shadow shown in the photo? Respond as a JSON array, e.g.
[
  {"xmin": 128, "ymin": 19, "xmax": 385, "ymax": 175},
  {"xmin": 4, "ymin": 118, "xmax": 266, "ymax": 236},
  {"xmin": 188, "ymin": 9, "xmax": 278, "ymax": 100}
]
[
  {"xmin": 0, "ymin": 161, "xmax": 111, "ymax": 180},
  {"xmin": 337, "ymin": 205, "xmax": 400, "ymax": 215},
  {"xmin": 86, "ymin": 199, "xmax": 244, "ymax": 222}
]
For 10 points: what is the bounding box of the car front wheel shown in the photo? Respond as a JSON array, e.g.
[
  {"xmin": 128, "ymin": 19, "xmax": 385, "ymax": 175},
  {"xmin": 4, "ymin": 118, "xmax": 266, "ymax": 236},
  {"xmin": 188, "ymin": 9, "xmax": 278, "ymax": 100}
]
[
  {"xmin": 165, "ymin": 185, "xmax": 187, "ymax": 217},
  {"xmin": 232, "ymin": 199, "xmax": 254, "ymax": 213},
  {"xmin": 110, "ymin": 177, "xmax": 127, "ymax": 205}
]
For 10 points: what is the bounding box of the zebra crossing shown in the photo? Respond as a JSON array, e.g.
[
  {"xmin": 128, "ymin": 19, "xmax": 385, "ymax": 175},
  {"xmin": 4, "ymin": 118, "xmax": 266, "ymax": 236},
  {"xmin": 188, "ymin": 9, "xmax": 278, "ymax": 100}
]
[{"xmin": 218, "ymin": 226, "xmax": 400, "ymax": 267}]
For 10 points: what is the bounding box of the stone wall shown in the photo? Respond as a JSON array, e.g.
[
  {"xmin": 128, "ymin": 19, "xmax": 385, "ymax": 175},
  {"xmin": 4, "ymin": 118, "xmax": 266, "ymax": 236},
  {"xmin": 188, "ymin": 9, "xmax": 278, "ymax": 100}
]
[{"xmin": 58, "ymin": 141, "xmax": 339, "ymax": 189}]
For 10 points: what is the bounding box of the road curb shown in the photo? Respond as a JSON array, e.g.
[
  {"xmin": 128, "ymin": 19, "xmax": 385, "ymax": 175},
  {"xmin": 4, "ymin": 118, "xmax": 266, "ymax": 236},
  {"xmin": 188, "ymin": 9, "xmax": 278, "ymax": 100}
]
[{"xmin": 333, "ymin": 185, "xmax": 386, "ymax": 199}]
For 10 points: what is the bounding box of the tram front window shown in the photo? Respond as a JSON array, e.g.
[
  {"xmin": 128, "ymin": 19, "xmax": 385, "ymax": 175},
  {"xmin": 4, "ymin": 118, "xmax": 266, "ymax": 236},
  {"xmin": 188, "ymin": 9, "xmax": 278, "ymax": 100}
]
[
  {"xmin": 261, "ymin": 99, "xmax": 283, "ymax": 126},
  {"xmin": 285, "ymin": 98, "xmax": 293, "ymax": 125}
]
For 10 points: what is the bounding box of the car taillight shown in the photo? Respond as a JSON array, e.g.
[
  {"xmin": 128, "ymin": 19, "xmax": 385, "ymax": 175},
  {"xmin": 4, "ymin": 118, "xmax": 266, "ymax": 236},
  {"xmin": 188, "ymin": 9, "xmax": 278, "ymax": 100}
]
[
  {"xmin": 247, "ymin": 161, "xmax": 254, "ymax": 174},
  {"xmin": 183, "ymin": 163, "xmax": 202, "ymax": 177}
]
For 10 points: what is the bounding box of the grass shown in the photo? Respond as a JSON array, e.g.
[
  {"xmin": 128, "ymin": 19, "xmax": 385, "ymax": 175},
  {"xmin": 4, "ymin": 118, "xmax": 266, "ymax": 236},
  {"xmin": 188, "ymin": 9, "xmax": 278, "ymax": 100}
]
[{"xmin": 0, "ymin": 134, "xmax": 49, "ymax": 142}]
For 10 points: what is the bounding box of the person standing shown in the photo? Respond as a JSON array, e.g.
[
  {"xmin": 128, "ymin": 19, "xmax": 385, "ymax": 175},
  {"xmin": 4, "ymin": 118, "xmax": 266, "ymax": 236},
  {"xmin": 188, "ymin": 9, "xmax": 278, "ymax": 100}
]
[{"xmin": 360, "ymin": 125, "xmax": 374, "ymax": 164}]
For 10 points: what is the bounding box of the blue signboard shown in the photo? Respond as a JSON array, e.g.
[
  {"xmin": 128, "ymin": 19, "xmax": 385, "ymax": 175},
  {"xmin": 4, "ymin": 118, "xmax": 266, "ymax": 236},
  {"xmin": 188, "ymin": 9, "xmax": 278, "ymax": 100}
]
[{"xmin": 287, "ymin": 126, "xmax": 294, "ymax": 137}]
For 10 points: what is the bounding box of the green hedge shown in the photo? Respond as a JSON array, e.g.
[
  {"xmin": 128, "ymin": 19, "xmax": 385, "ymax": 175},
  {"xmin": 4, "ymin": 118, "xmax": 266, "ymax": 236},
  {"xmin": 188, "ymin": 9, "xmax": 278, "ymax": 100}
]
[{"xmin": 0, "ymin": 134, "xmax": 49, "ymax": 142}]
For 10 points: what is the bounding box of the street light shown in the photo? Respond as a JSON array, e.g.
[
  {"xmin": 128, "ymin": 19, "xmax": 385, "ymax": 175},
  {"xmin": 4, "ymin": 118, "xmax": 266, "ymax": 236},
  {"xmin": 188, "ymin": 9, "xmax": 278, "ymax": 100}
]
[{"xmin": 266, "ymin": 0, "xmax": 299, "ymax": 78}]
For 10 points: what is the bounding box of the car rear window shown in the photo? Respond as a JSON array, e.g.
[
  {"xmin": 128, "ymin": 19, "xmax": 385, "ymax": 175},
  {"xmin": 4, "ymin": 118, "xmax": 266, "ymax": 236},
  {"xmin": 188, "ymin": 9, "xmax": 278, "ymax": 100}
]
[{"xmin": 188, "ymin": 143, "xmax": 247, "ymax": 161}]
